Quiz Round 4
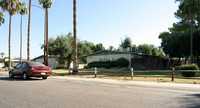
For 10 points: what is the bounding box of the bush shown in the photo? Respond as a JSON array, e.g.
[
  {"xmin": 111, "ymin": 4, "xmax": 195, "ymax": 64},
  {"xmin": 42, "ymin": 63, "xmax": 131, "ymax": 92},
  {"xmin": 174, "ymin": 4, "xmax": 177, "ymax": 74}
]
[
  {"xmin": 4, "ymin": 61, "xmax": 14, "ymax": 67},
  {"xmin": 180, "ymin": 64, "xmax": 199, "ymax": 77},
  {"xmin": 116, "ymin": 58, "xmax": 129, "ymax": 67}
]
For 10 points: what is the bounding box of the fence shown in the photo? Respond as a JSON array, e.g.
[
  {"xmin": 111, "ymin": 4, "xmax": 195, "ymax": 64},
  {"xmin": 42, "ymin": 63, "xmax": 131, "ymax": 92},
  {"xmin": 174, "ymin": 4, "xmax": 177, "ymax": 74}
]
[{"xmin": 93, "ymin": 67, "xmax": 200, "ymax": 81}]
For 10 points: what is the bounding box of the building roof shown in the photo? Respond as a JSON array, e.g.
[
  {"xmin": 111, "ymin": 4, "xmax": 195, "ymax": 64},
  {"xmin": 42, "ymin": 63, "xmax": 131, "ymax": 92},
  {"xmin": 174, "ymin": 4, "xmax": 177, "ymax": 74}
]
[
  {"xmin": 84, "ymin": 50, "xmax": 157, "ymax": 57},
  {"xmin": 31, "ymin": 55, "xmax": 57, "ymax": 61}
]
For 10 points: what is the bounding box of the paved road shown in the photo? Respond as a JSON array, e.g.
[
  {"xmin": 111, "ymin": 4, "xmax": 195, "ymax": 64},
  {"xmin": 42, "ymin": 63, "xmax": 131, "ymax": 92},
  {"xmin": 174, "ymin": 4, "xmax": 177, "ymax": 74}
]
[{"xmin": 0, "ymin": 72, "xmax": 200, "ymax": 108}]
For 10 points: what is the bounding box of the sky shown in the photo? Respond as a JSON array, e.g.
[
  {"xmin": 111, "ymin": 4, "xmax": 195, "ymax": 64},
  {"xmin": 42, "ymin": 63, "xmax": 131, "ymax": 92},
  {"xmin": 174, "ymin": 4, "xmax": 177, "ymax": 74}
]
[{"xmin": 0, "ymin": 0, "xmax": 179, "ymax": 59}]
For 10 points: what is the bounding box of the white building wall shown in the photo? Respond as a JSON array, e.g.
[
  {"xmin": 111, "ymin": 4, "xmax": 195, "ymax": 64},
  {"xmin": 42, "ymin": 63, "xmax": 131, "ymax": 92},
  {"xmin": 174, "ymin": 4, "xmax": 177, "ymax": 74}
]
[
  {"xmin": 36, "ymin": 58, "xmax": 56, "ymax": 69},
  {"xmin": 87, "ymin": 54, "xmax": 133, "ymax": 68}
]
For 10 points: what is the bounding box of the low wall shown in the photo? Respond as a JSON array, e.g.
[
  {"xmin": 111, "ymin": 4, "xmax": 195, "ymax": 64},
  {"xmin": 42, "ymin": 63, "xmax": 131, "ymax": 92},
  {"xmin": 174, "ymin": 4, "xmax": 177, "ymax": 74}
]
[{"xmin": 131, "ymin": 57, "xmax": 169, "ymax": 70}]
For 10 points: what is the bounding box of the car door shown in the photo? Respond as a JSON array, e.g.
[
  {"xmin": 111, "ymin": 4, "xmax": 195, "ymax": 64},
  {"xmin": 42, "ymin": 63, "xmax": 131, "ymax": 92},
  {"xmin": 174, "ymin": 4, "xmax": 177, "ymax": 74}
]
[
  {"xmin": 13, "ymin": 63, "xmax": 22, "ymax": 76},
  {"xmin": 18, "ymin": 62, "xmax": 29, "ymax": 76}
]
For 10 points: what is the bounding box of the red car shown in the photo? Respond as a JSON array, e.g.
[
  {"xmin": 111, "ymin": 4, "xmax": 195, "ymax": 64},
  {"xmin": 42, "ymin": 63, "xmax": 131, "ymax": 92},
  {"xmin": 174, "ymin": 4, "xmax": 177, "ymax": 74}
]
[{"xmin": 9, "ymin": 62, "xmax": 51, "ymax": 80}]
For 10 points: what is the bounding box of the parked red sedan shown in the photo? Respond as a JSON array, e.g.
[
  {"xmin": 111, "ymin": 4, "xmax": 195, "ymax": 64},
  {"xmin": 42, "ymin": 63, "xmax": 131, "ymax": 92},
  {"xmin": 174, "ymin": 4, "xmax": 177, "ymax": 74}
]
[{"xmin": 9, "ymin": 62, "xmax": 51, "ymax": 80}]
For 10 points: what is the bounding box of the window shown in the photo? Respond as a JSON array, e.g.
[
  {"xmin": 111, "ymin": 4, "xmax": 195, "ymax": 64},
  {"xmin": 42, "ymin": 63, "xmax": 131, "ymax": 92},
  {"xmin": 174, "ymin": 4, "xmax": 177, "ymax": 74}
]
[
  {"xmin": 21, "ymin": 62, "xmax": 28, "ymax": 68},
  {"xmin": 16, "ymin": 63, "xmax": 22, "ymax": 68}
]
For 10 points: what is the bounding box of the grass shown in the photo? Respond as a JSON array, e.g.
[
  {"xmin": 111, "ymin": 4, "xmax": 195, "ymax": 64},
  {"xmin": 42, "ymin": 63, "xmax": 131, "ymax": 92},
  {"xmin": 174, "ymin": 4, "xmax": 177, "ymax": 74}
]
[
  {"xmin": 0, "ymin": 68, "xmax": 8, "ymax": 72},
  {"xmin": 52, "ymin": 69, "xmax": 200, "ymax": 84}
]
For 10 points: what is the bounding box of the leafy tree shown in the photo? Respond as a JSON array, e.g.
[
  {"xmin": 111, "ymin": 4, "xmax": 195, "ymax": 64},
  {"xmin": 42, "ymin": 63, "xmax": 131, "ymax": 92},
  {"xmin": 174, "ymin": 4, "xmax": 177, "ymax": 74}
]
[
  {"xmin": 0, "ymin": 0, "xmax": 21, "ymax": 69},
  {"xmin": 120, "ymin": 36, "xmax": 132, "ymax": 50},
  {"xmin": 137, "ymin": 44, "xmax": 154, "ymax": 55},
  {"xmin": 77, "ymin": 41, "xmax": 93, "ymax": 63},
  {"xmin": 108, "ymin": 46, "xmax": 114, "ymax": 51},
  {"xmin": 175, "ymin": 0, "xmax": 199, "ymax": 64},
  {"xmin": 0, "ymin": 10, "xmax": 4, "ymax": 25},
  {"xmin": 18, "ymin": 2, "xmax": 28, "ymax": 62},
  {"xmin": 117, "ymin": 46, "xmax": 123, "ymax": 52},
  {"xmin": 94, "ymin": 43, "xmax": 105, "ymax": 52},
  {"xmin": 39, "ymin": 0, "xmax": 54, "ymax": 66},
  {"xmin": 0, "ymin": 52, "xmax": 4, "ymax": 58}
]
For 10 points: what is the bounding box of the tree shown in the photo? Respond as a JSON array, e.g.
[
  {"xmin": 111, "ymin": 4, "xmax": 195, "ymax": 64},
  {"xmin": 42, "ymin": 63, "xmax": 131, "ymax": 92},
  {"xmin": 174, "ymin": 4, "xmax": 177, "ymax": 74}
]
[
  {"xmin": 18, "ymin": 2, "xmax": 28, "ymax": 62},
  {"xmin": 0, "ymin": 0, "xmax": 21, "ymax": 69},
  {"xmin": 0, "ymin": 10, "xmax": 4, "ymax": 25},
  {"xmin": 39, "ymin": 0, "xmax": 53, "ymax": 66},
  {"xmin": 175, "ymin": 0, "xmax": 198, "ymax": 64},
  {"xmin": 108, "ymin": 46, "xmax": 114, "ymax": 51},
  {"xmin": 77, "ymin": 41, "xmax": 93, "ymax": 63},
  {"xmin": 120, "ymin": 36, "xmax": 132, "ymax": 50},
  {"xmin": 0, "ymin": 52, "xmax": 4, "ymax": 58},
  {"xmin": 73, "ymin": 0, "xmax": 78, "ymax": 74},
  {"xmin": 27, "ymin": 0, "xmax": 32, "ymax": 62},
  {"xmin": 94, "ymin": 43, "xmax": 105, "ymax": 52},
  {"xmin": 137, "ymin": 44, "xmax": 155, "ymax": 55}
]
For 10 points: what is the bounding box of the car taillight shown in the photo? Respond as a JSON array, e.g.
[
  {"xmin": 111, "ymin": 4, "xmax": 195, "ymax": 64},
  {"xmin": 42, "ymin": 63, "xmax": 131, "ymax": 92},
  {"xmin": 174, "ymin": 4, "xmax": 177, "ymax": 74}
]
[
  {"xmin": 48, "ymin": 67, "xmax": 50, "ymax": 71},
  {"xmin": 31, "ymin": 66, "xmax": 36, "ymax": 71}
]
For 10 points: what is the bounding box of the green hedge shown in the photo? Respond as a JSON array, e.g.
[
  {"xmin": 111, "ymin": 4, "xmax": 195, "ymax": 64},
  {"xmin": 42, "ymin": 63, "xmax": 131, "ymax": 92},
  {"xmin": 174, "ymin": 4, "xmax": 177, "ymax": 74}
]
[
  {"xmin": 4, "ymin": 61, "xmax": 14, "ymax": 67},
  {"xmin": 88, "ymin": 57, "xmax": 129, "ymax": 68},
  {"xmin": 180, "ymin": 64, "xmax": 199, "ymax": 77}
]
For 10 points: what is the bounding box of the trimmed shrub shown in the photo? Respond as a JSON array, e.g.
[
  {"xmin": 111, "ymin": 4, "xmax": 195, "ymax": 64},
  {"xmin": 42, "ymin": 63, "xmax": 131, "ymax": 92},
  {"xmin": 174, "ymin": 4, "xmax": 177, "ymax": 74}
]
[
  {"xmin": 116, "ymin": 58, "xmax": 129, "ymax": 67},
  {"xmin": 181, "ymin": 64, "xmax": 199, "ymax": 77},
  {"xmin": 4, "ymin": 61, "xmax": 14, "ymax": 67}
]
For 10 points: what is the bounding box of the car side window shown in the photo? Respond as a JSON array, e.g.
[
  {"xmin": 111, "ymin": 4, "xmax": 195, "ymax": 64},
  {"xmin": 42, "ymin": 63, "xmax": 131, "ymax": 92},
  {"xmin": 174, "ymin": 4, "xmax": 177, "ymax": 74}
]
[
  {"xmin": 21, "ymin": 63, "xmax": 28, "ymax": 68},
  {"xmin": 16, "ymin": 63, "xmax": 22, "ymax": 68}
]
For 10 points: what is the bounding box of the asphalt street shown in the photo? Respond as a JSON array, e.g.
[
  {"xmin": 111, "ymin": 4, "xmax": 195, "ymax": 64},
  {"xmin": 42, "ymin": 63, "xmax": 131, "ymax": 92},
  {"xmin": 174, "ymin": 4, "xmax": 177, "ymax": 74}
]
[{"xmin": 0, "ymin": 72, "xmax": 200, "ymax": 108}]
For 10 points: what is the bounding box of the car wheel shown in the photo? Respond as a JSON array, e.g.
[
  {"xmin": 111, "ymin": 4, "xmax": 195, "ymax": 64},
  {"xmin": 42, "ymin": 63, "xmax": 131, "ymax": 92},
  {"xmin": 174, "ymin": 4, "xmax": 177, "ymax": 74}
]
[
  {"xmin": 23, "ymin": 73, "xmax": 29, "ymax": 80},
  {"xmin": 42, "ymin": 76, "xmax": 47, "ymax": 80},
  {"xmin": 9, "ymin": 72, "xmax": 14, "ymax": 78}
]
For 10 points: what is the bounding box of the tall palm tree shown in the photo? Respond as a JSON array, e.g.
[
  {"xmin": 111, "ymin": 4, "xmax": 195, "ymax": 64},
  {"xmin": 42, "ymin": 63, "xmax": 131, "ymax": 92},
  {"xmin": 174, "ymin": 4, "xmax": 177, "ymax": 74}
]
[
  {"xmin": 175, "ymin": 0, "xmax": 197, "ymax": 64},
  {"xmin": 0, "ymin": 52, "xmax": 5, "ymax": 58},
  {"xmin": 27, "ymin": 0, "xmax": 32, "ymax": 61},
  {"xmin": 73, "ymin": 0, "xmax": 78, "ymax": 74},
  {"xmin": 0, "ymin": 0, "xmax": 20, "ymax": 69},
  {"xmin": 18, "ymin": 2, "xmax": 28, "ymax": 62},
  {"xmin": 0, "ymin": 10, "xmax": 4, "ymax": 25},
  {"xmin": 39, "ymin": 0, "xmax": 53, "ymax": 66}
]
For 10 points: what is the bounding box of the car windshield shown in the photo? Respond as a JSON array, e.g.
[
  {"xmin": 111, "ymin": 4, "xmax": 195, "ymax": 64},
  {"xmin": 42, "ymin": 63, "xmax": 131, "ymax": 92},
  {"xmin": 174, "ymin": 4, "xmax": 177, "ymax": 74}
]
[{"xmin": 29, "ymin": 62, "xmax": 46, "ymax": 66}]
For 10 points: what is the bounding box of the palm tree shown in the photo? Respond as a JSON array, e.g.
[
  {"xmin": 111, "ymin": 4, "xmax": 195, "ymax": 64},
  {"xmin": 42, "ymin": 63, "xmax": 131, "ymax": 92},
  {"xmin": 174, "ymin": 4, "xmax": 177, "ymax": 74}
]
[
  {"xmin": 27, "ymin": 0, "xmax": 32, "ymax": 62},
  {"xmin": 73, "ymin": 0, "xmax": 78, "ymax": 74},
  {"xmin": 175, "ymin": 0, "xmax": 197, "ymax": 64},
  {"xmin": 0, "ymin": 52, "xmax": 5, "ymax": 58},
  {"xmin": 0, "ymin": 0, "xmax": 20, "ymax": 69},
  {"xmin": 18, "ymin": 3, "xmax": 28, "ymax": 62},
  {"xmin": 0, "ymin": 10, "xmax": 4, "ymax": 25},
  {"xmin": 39, "ymin": 0, "xmax": 53, "ymax": 66}
]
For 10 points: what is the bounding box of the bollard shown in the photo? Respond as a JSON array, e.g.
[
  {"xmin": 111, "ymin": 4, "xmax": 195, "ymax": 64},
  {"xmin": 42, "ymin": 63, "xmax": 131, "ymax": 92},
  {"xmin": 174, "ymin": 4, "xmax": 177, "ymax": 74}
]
[
  {"xmin": 131, "ymin": 68, "xmax": 134, "ymax": 80},
  {"xmin": 68, "ymin": 64, "xmax": 71, "ymax": 75},
  {"xmin": 171, "ymin": 67, "xmax": 175, "ymax": 81},
  {"xmin": 95, "ymin": 67, "xmax": 97, "ymax": 77}
]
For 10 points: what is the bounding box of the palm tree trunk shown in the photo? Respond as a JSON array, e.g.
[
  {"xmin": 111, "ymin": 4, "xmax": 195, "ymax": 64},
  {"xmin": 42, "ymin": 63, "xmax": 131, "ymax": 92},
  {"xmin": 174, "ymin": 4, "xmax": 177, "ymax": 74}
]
[
  {"xmin": 27, "ymin": 0, "xmax": 32, "ymax": 61},
  {"xmin": 20, "ymin": 15, "xmax": 22, "ymax": 62},
  {"xmin": 44, "ymin": 12, "xmax": 46, "ymax": 65},
  {"xmin": 73, "ymin": 0, "xmax": 78, "ymax": 74},
  {"xmin": 46, "ymin": 8, "xmax": 49, "ymax": 66},
  {"xmin": 8, "ymin": 14, "xmax": 12, "ymax": 69},
  {"xmin": 190, "ymin": 17, "xmax": 193, "ymax": 64}
]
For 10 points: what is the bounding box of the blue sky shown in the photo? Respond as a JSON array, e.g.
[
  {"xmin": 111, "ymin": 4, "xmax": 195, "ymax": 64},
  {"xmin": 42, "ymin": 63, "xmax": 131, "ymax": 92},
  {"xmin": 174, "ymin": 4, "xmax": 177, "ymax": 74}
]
[{"xmin": 0, "ymin": 0, "xmax": 179, "ymax": 59}]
